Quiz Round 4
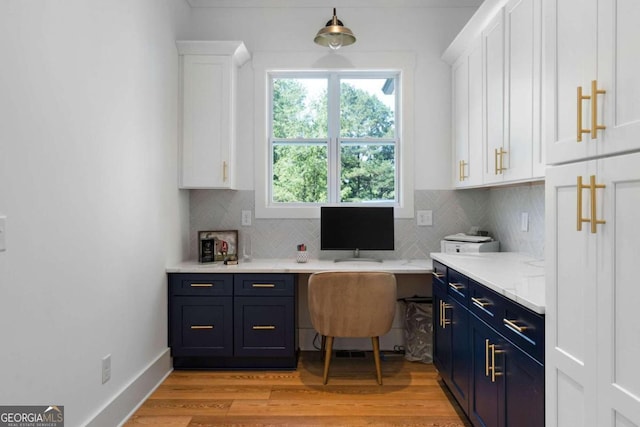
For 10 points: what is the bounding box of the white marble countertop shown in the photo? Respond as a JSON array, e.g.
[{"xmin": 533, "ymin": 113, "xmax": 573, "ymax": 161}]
[
  {"xmin": 167, "ymin": 258, "xmax": 433, "ymax": 275},
  {"xmin": 430, "ymin": 252, "xmax": 545, "ymax": 314}
]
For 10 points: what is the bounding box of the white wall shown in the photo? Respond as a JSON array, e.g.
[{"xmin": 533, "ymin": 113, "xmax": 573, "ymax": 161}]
[
  {"xmin": 182, "ymin": 5, "xmax": 477, "ymax": 190},
  {"xmin": 0, "ymin": 1, "xmax": 190, "ymax": 425}
]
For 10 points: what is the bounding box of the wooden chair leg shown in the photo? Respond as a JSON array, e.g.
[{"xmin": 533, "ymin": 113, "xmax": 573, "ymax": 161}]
[
  {"xmin": 320, "ymin": 335, "xmax": 326, "ymax": 361},
  {"xmin": 372, "ymin": 336, "xmax": 383, "ymax": 385},
  {"xmin": 323, "ymin": 336, "xmax": 334, "ymax": 385}
]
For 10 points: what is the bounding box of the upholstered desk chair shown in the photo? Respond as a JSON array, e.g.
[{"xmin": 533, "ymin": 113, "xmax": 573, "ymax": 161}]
[{"xmin": 307, "ymin": 271, "xmax": 397, "ymax": 385}]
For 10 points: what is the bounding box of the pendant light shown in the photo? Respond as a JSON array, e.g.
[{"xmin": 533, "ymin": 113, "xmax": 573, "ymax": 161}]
[{"xmin": 314, "ymin": 8, "xmax": 356, "ymax": 50}]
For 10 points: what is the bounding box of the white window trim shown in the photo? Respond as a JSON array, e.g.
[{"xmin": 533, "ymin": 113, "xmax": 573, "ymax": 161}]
[{"xmin": 253, "ymin": 51, "xmax": 415, "ymax": 219}]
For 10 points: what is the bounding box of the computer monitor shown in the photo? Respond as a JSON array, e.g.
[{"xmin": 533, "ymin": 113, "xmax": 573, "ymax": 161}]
[{"xmin": 320, "ymin": 206, "xmax": 395, "ymax": 262}]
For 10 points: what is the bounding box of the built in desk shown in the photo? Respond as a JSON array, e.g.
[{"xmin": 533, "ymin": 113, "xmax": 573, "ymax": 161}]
[{"xmin": 166, "ymin": 259, "xmax": 433, "ymax": 369}]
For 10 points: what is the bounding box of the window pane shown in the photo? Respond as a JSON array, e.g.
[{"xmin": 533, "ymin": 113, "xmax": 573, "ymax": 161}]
[
  {"xmin": 272, "ymin": 142, "xmax": 328, "ymax": 203},
  {"xmin": 340, "ymin": 78, "xmax": 396, "ymax": 138},
  {"xmin": 272, "ymin": 78, "xmax": 327, "ymax": 139},
  {"xmin": 340, "ymin": 143, "xmax": 395, "ymax": 202}
]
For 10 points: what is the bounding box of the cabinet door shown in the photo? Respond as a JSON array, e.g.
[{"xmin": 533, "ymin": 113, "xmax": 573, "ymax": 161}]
[
  {"xmin": 597, "ymin": 0, "xmax": 640, "ymax": 158},
  {"xmin": 170, "ymin": 296, "xmax": 233, "ymax": 357},
  {"xmin": 453, "ymin": 38, "xmax": 483, "ymax": 188},
  {"xmin": 503, "ymin": 0, "xmax": 542, "ymax": 181},
  {"xmin": 180, "ymin": 54, "xmax": 233, "ymax": 189},
  {"xmin": 448, "ymin": 297, "xmax": 471, "ymax": 415},
  {"xmin": 543, "ymin": 0, "xmax": 598, "ymax": 164},
  {"xmin": 504, "ymin": 339, "xmax": 544, "ymax": 427},
  {"xmin": 470, "ymin": 315, "xmax": 504, "ymax": 427},
  {"xmin": 234, "ymin": 296, "xmax": 295, "ymax": 357},
  {"xmin": 596, "ymin": 152, "xmax": 640, "ymax": 427},
  {"xmin": 482, "ymin": 10, "xmax": 506, "ymax": 184},
  {"xmin": 433, "ymin": 283, "xmax": 451, "ymax": 376},
  {"xmin": 545, "ymin": 160, "xmax": 598, "ymax": 427}
]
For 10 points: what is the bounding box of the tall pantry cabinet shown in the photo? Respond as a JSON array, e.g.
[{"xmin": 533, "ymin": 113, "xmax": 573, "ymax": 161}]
[{"xmin": 544, "ymin": 0, "xmax": 640, "ymax": 425}]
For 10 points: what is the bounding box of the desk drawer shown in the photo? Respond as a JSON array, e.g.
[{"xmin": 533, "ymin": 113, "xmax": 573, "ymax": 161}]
[
  {"xmin": 234, "ymin": 274, "xmax": 295, "ymax": 296},
  {"xmin": 169, "ymin": 273, "xmax": 233, "ymax": 296}
]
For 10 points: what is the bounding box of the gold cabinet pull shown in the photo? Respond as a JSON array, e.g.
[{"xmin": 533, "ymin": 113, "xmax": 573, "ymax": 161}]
[
  {"xmin": 190, "ymin": 283, "xmax": 213, "ymax": 287},
  {"xmin": 439, "ymin": 301, "xmax": 444, "ymax": 327},
  {"xmin": 442, "ymin": 302, "xmax": 452, "ymax": 328},
  {"xmin": 472, "ymin": 297, "xmax": 490, "ymax": 308},
  {"xmin": 432, "ymin": 272, "xmax": 445, "ymax": 279},
  {"xmin": 449, "ymin": 282, "xmax": 464, "ymax": 290},
  {"xmin": 590, "ymin": 80, "xmax": 606, "ymax": 139},
  {"xmin": 459, "ymin": 160, "xmax": 468, "ymax": 181},
  {"xmin": 494, "ymin": 148, "xmax": 507, "ymax": 174},
  {"xmin": 577, "ymin": 86, "xmax": 591, "ymax": 142},
  {"xmin": 485, "ymin": 339, "xmax": 490, "ymax": 377},
  {"xmin": 577, "ymin": 176, "xmax": 591, "ymax": 231},
  {"xmin": 503, "ymin": 318, "xmax": 526, "ymax": 333},
  {"xmin": 577, "ymin": 175, "xmax": 606, "ymax": 233},
  {"xmin": 252, "ymin": 283, "xmax": 276, "ymax": 288},
  {"xmin": 222, "ymin": 161, "xmax": 228, "ymax": 182},
  {"xmin": 588, "ymin": 175, "xmax": 606, "ymax": 233},
  {"xmin": 190, "ymin": 325, "xmax": 214, "ymax": 330},
  {"xmin": 490, "ymin": 343, "xmax": 498, "ymax": 382},
  {"xmin": 252, "ymin": 325, "xmax": 276, "ymax": 330}
]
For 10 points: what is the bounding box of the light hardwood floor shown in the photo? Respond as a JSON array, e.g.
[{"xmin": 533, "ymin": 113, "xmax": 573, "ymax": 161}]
[{"xmin": 124, "ymin": 351, "xmax": 471, "ymax": 427}]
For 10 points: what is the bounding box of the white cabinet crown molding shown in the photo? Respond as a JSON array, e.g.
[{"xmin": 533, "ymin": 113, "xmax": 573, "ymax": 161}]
[{"xmin": 441, "ymin": 0, "xmax": 509, "ymax": 64}]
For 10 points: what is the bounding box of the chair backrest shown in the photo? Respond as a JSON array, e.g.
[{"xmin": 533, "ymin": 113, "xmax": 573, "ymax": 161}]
[{"xmin": 307, "ymin": 271, "xmax": 397, "ymax": 338}]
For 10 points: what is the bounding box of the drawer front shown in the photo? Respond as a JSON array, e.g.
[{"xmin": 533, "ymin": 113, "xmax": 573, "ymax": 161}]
[
  {"xmin": 447, "ymin": 269, "xmax": 470, "ymax": 306},
  {"xmin": 469, "ymin": 279, "xmax": 503, "ymax": 329},
  {"xmin": 432, "ymin": 260, "xmax": 447, "ymax": 290},
  {"xmin": 498, "ymin": 298, "xmax": 544, "ymax": 364},
  {"xmin": 234, "ymin": 296, "xmax": 295, "ymax": 357},
  {"xmin": 170, "ymin": 296, "xmax": 233, "ymax": 357},
  {"xmin": 234, "ymin": 274, "xmax": 295, "ymax": 296},
  {"xmin": 169, "ymin": 273, "xmax": 233, "ymax": 296}
]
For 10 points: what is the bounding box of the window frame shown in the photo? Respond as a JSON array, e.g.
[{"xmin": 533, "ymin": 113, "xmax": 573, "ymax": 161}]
[
  {"xmin": 253, "ymin": 51, "xmax": 415, "ymax": 219},
  {"xmin": 268, "ymin": 71, "xmax": 400, "ymax": 206}
]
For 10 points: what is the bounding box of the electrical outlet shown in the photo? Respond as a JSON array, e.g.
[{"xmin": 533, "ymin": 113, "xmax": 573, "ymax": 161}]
[
  {"xmin": 102, "ymin": 354, "xmax": 111, "ymax": 384},
  {"xmin": 417, "ymin": 210, "xmax": 433, "ymax": 226},
  {"xmin": 521, "ymin": 212, "xmax": 529, "ymax": 232},
  {"xmin": 241, "ymin": 210, "xmax": 252, "ymax": 226}
]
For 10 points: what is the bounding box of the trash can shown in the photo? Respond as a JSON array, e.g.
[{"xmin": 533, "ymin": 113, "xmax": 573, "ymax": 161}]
[{"xmin": 399, "ymin": 296, "xmax": 433, "ymax": 363}]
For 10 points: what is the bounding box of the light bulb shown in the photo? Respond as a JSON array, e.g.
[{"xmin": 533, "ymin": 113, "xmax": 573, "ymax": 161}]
[{"xmin": 328, "ymin": 34, "xmax": 343, "ymax": 50}]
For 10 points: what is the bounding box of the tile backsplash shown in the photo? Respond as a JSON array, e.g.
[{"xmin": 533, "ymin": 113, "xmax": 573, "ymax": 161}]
[{"xmin": 189, "ymin": 184, "xmax": 545, "ymax": 261}]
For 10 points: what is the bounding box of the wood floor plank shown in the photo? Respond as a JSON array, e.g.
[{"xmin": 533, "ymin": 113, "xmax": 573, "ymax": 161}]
[
  {"xmin": 227, "ymin": 399, "xmax": 462, "ymax": 417},
  {"xmin": 150, "ymin": 384, "xmax": 271, "ymax": 400},
  {"xmin": 123, "ymin": 415, "xmax": 192, "ymax": 426},
  {"xmin": 124, "ymin": 352, "xmax": 471, "ymax": 426},
  {"xmin": 188, "ymin": 415, "xmax": 470, "ymax": 427}
]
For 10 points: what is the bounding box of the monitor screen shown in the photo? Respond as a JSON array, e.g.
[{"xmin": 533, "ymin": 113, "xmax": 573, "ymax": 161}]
[{"xmin": 320, "ymin": 206, "xmax": 395, "ymax": 251}]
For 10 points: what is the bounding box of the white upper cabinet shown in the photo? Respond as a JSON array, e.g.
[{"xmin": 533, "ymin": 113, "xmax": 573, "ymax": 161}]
[
  {"xmin": 443, "ymin": 0, "xmax": 543, "ymax": 189},
  {"xmin": 177, "ymin": 41, "xmax": 250, "ymax": 189},
  {"xmin": 452, "ymin": 38, "xmax": 483, "ymax": 187},
  {"xmin": 544, "ymin": 0, "xmax": 640, "ymax": 164}
]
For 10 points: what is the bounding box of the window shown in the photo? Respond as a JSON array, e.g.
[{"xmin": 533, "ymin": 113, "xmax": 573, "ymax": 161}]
[
  {"xmin": 269, "ymin": 72, "xmax": 399, "ymax": 205},
  {"xmin": 252, "ymin": 51, "xmax": 415, "ymax": 219}
]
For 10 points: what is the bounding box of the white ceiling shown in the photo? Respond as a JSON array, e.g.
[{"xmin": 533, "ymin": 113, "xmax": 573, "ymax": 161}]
[{"xmin": 186, "ymin": 0, "xmax": 483, "ymax": 8}]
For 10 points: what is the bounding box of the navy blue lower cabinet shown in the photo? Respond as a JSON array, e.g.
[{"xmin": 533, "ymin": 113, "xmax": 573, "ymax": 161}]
[
  {"xmin": 432, "ymin": 261, "xmax": 544, "ymax": 427},
  {"xmin": 433, "ymin": 270, "xmax": 471, "ymax": 415},
  {"xmin": 168, "ymin": 273, "xmax": 298, "ymax": 369}
]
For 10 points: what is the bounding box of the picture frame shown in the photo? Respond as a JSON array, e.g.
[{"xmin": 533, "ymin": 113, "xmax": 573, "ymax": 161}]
[{"xmin": 198, "ymin": 230, "xmax": 238, "ymax": 263}]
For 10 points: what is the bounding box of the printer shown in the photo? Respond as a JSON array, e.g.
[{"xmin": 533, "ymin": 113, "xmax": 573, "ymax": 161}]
[{"xmin": 440, "ymin": 231, "xmax": 500, "ymax": 254}]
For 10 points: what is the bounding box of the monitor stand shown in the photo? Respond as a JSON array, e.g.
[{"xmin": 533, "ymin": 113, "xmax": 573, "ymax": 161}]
[{"xmin": 334, "ymin": 249, "xmax": 383, "ymax": 263}]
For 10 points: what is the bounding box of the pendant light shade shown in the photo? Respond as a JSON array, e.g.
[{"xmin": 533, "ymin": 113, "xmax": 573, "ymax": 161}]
[{"xmin": 314, "ymin": 8, "xmax": 356, "ymax": 50}]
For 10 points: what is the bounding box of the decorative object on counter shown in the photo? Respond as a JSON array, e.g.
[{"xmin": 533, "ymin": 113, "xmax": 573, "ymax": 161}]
[
  {"xmin": 242, "ymin": 233, "xmax": 252, "ymax": 262},
  {"xmin": 198, "ymin": 230, "xmax": 238, "ymax": 263},
  {"xmin": 296, "ymin": 243, "xmax": 308, "ymax": 263},
  {"xmin": 224, "ymin": 256, "xmax": 238, "ymax": 265}
]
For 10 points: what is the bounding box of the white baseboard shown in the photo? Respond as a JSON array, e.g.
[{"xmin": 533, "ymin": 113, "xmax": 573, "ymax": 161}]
[{"xmin": 84, "ymin": 348, "xmax": 172, "ymax": 427}]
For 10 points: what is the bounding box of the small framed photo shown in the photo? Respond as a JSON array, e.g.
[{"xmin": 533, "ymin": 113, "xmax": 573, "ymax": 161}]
[{"xmin": 198, "ymin": 230, "xmax": 238, "ymax": 263}]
